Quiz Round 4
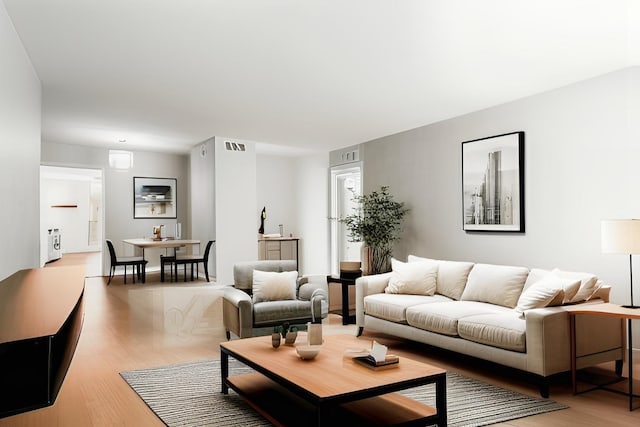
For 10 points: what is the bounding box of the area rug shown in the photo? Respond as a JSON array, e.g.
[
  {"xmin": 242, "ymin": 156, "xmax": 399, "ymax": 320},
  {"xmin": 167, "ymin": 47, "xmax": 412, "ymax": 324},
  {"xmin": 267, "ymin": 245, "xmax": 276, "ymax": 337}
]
[{"xmin": 120, "ymin": 359, "xmax": 567, "ymax": 427}]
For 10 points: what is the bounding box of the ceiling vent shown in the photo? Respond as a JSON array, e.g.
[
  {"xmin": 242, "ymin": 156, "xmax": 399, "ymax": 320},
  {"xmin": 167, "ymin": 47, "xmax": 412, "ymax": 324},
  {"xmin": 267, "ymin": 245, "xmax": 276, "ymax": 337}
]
[{"xmin": 225, "ymin": 141, "xmax": 246, "ymax": 152}]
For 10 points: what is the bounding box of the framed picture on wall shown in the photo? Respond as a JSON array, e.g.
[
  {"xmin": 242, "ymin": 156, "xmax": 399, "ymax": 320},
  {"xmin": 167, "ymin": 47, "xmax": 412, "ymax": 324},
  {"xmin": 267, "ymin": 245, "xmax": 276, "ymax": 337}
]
[
  {"xmin": 133, "ymin": 177, "xmax": 177, "ymax": 219},
  {"xmin": 462, "ymin": 131, "xmax": 524, "ymax": 232}
]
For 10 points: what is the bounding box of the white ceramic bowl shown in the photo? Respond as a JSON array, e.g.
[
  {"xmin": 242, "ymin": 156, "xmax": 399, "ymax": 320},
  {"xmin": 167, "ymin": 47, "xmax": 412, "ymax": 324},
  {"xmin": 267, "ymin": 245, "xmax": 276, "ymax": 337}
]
[{"xmin": 295, "ymin": 344, "xmax": 321, "ymax": 360}]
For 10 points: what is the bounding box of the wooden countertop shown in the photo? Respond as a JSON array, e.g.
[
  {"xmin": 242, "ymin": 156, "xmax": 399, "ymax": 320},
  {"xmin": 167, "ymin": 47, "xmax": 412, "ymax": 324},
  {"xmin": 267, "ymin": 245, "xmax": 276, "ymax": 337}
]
[{"xmin": 0, "ymin": 266, "xmax": 85, "ymax": 344}]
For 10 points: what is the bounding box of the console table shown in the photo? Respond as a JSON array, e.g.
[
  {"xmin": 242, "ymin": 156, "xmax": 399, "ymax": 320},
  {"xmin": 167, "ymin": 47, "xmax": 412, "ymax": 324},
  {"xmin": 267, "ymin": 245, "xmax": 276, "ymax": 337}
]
[{"xmin": 0, "ymin": 266, "xmax": 85, "ymax": 418}]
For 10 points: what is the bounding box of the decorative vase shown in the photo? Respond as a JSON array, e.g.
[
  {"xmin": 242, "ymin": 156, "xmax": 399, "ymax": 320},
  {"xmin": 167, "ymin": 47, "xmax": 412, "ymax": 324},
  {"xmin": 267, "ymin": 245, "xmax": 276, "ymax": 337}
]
[
  {"xmin": 271, "ymin": 332, "xmax": 281, "ymax": 348},
  {"xmin": 284, "ymin": 331, "xmax": 297, "ymax": 345}
]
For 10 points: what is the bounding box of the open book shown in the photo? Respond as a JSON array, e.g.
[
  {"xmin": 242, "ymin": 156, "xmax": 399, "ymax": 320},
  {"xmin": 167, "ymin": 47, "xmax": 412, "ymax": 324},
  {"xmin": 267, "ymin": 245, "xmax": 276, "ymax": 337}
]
[{"xmin": 344, "ymin": 341, "xmax": 399, "ymax": 368}]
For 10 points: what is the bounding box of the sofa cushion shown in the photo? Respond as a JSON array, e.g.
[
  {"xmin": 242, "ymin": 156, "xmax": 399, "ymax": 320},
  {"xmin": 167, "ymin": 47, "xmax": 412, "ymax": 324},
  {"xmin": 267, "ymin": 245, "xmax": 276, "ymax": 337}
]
[
  {"xmin": 386, "ymin": 258, "xmax": 438, "ymax": 295},
  {"xmin": 460, "ymin": 263, "xmax": 529, "ymax": 308},
  {"xmin": 408, "ymin": 255, "xmax": 474, "ymax": 300},
  {"xmin": 364, "ymin": 293, "xmax": 451, "ymax": 323},
  {"xmin": 253, "ymin": 299, "xmax": 312, "ymax": 325},
  {"xmin": 406, "ymin": 301, "xmax": 511, "ymax": 336},
  {"xmin": 552, "ymin": 268, "xmax": 598, "ymax": 302},
  {"xmin": 458, "ymin": 312, "xmax": 527, "ymax": 352},
  {"xmin": 252, "ymin": 270, "xmax": 298, "ymax": 303}
]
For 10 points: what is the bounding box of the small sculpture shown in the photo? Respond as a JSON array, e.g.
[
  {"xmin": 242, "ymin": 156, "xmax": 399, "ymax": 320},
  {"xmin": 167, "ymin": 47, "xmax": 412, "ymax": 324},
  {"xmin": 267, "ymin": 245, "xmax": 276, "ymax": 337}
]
[{"xmin": 258, "ymin": 207, "xmax": 266, "ymax": 234}]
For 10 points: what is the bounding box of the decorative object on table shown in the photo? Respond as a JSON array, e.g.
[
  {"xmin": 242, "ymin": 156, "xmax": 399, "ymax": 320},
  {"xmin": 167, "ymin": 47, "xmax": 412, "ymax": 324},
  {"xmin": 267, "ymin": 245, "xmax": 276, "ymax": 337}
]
[
  {"xmin": 258, "ymin": 206, "xmax": 266, "ymax": 234},
  {"xmin": 284, "ymin": 327, "xmax": 298, "ymax": 345},
  {"xmin": 279, "ymin": 224, "xmax": 284, "ymax": 237},
  {"xmin": 340, "ymin": 186, "xmax": 409, "ymax": 274},
  {"xmin": 462, "ymin": 131, "xmax": 525, "ymax": 232},
  {"xmin": 307, "ymin": 322, "xmax": 323, "ymax": 345},
  {"xmin": 601, "ymin": 219, "xmax": 640, "ymax": 309},
  {"xmin": 295, "ymin": 344, "xmax": 321, "ymax": 360},
  {"xmin": 346, "ymin": 341, "xmax": 400, "ymax": 370},
  {"xmin": 133, "ymin": 177, "xmax": 177, "ymax": 219},
  {"xmin": 271, "ymin": 332, "xmax": 281, "ymax": 348}
]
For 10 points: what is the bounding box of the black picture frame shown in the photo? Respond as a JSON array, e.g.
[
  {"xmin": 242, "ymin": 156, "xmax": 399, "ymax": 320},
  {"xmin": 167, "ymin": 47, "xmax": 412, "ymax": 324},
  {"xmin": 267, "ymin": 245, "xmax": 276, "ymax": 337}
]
[
  {"xmin": 462, "ymin": 131, "xmax": 524, "ymax": 232},
  {"xmin": 133, "ymin": 177, "xmax": 177, "ymax": 219}
]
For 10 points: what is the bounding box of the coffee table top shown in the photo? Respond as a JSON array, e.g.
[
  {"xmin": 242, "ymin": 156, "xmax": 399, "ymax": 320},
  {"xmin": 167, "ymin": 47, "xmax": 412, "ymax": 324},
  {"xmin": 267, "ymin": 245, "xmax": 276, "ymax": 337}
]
[{"xmin": 220, "ymin": 333, "xmax": 446, "ymax": 399}]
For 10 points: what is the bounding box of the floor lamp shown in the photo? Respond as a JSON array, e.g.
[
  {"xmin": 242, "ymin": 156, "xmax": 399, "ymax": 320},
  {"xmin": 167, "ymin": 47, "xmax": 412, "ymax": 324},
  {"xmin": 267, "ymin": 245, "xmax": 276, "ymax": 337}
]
[{"xmin": 601, "ymin": 219, "xmax": 640, "ymax": 309}]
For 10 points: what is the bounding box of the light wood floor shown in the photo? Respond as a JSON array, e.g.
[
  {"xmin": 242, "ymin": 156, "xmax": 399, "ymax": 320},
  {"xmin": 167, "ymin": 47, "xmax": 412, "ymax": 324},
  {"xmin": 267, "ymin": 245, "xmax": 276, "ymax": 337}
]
[{"xmin": 2, "ymin": 253, "xmax": 639, "ymax": 426}]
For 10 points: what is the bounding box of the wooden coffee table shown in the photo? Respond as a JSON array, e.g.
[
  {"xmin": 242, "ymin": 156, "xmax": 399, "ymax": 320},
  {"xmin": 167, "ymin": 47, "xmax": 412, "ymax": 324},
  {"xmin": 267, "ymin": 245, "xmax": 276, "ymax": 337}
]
[{"xmin": 220, "ymin": 333, "xmax": 447, "ymax": 426}]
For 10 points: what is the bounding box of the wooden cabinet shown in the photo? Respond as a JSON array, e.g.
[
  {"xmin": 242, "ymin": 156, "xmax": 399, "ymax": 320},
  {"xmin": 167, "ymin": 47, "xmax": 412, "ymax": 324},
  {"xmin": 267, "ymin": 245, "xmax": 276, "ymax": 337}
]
[{"xmin": 258, "ymin": 237, "xmax": 299, "ymax": 270}]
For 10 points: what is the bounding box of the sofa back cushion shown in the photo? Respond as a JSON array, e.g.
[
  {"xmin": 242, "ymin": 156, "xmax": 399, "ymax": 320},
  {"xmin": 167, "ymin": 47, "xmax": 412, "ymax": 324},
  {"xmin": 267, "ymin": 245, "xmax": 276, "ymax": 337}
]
[
  {"xmin": 408, "ymin": 255, "xmax": 474, "ymax": 300},
  {"xmin": 460, "ymin": 263, "xmax": 529, "ymax": 308},
  {"xmin": 386, "ymin": 258, "xmax": 438, "ymax": 295}
]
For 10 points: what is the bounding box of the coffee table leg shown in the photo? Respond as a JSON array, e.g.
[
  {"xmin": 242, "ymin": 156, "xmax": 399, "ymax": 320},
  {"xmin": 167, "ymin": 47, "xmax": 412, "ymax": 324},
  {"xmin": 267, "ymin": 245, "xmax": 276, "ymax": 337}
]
[
  {"xmin": 436, "ymin": 374, "xmax": 447, "ymax": 426},
  {"xmin": 221, "ymin": 350, "xmax": 229, "ymax": 394}
]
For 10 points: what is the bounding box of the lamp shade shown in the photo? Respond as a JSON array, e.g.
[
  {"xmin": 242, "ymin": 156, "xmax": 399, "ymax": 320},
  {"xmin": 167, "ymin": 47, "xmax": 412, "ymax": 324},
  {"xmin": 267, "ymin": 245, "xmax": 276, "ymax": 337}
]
[{"xmin": 601, "ymin": 219, "xmax": 640, "ymax": 254}]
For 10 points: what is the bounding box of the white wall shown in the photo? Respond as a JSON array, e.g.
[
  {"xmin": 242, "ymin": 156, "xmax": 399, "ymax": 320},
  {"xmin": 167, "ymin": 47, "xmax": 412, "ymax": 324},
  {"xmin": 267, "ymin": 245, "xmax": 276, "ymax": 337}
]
[
  {"xmin": 0, "ymin": 4, "xmax": 41, "ymax": 280},
  {"xmin": 40, "ymin": 177, "xmax": 92, "ymax": 254},
  {"xmin": 214, "ymin": 137, "xmax": 257, "ymax": 285},
  {"xmin": 41, "ymin": 142, "xmax": 190, "ymax": 273},
  {"xmin": 256, "ymin": 154, "xmax": 298, "ymax": 237},
  {"xmin": 190, "ymin": 139, "xmax": 216, "ymax": 276},
  {"xmin": 295, "ymin": 153, "xmax": 330, "ymax": 276},
  {"xmin": 361, "ymin": 66, "xmax": 640, "ymax": 341}
]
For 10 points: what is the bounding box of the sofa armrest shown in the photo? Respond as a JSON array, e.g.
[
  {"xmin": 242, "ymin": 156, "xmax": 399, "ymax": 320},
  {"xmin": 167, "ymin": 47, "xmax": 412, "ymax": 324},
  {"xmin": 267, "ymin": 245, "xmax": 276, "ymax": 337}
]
[
  {"xmin": 355, "ymin": 272, "xmax": 393, "ymax": 325},
  {"xmin": 222, "ymin": 287, "xmax": 253, "ymax": 339},
  {"xmin": 524, "ymin": 300, "xmax": 624, "ymax": 376}
]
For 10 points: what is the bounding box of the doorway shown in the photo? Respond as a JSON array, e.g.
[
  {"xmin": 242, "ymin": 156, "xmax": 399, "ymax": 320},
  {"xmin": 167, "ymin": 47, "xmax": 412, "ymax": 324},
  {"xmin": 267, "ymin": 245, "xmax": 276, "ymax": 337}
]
[
  {"xmin": 329, "ymin": 163, "xmax": 362, "ymax": 276},
  {"xmin": 40, "ymin": 165, "xmax": 104, "ymax": 276}
]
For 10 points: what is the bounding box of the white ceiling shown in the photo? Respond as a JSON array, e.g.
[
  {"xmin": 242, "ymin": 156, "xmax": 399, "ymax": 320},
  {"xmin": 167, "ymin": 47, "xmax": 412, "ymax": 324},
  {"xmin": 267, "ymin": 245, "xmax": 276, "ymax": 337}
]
[{"xmin": 4, "ymin": 0, "xmax": 639, "ymax": 155}]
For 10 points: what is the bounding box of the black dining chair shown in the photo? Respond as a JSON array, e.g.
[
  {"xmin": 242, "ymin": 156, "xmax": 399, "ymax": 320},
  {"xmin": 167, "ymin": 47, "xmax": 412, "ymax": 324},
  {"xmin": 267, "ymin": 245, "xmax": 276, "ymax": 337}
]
[
  {"xmin": 173, "ymin": 240, "xmax": 215, "ymax": 282},
  {"xmin": 106, "ymin": 239, "xmax": 147, "ymax": 284}
]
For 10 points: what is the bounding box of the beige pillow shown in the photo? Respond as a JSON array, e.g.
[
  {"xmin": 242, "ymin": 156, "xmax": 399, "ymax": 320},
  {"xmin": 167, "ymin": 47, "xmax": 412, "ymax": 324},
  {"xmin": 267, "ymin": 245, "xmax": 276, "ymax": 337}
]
[
  {"xmin": 552, "ymin": 269, "xmax": 598, "ymax": 302},
  {"xmin": 460, "ymin": 263, "xmax": 529, "ymax": 308},
  {"xmin": 515, "ymin": 274, "xmax": 581, "ymax": 313},
  {"xmin": 407, "ymin": 255, "xmax": 474, "ymax": 300},
  {"xmin": 252, "ymin": 270, "xmax": 298, "ymax": 303},
  {"xmin": 386, "ymin": 258, "xmax": 438, "ymax": 295}
]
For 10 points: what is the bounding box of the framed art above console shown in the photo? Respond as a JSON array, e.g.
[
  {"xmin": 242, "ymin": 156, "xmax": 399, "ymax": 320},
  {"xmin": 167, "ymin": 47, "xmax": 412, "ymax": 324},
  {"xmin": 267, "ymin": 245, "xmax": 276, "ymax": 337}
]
[{"xmin": 462, "ymin": 131, "xmax": 524, "ymax": 232}]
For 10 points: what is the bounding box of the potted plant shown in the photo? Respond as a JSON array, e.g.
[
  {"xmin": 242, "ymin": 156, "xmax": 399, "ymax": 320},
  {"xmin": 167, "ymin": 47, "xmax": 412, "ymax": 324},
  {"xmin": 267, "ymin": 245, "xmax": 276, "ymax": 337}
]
[{"xmin": 340, "ymin": 186, "xmax": 409, "ymax": 275}]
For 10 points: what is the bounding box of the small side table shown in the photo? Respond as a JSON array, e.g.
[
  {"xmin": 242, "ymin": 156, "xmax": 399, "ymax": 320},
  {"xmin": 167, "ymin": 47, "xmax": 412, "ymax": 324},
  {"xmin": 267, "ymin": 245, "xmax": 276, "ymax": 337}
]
[
  {"xmin": 327, "ymin": 272, "xmax": 362, "ymax": 325},
  {"xmin": 566, "ymin": 303, "xmax": 640, "ymax": 411}
]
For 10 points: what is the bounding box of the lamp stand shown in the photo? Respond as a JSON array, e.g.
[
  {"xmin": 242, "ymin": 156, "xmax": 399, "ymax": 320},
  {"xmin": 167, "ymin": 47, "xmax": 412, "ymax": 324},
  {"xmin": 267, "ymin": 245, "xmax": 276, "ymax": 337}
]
[{"xmin": 622, "ymin": 254, "xmax": 640, "ymax": 309}]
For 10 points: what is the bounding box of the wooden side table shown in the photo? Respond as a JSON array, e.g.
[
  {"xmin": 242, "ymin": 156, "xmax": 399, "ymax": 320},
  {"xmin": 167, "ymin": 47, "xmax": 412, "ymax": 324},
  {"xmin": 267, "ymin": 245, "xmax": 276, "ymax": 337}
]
[
  {"xmin": 327, "ymin": 272, "xmax": 361, "ymax": 325},
  {"xmin": 566, "ymin": 303, "xmax": 640, "ymax": 411}
]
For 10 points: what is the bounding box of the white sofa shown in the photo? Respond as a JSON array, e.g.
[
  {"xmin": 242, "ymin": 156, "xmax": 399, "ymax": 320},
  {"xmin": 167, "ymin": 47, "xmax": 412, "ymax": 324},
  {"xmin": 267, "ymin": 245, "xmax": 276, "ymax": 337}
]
[{"xmin": 355, "ymin": 255, "xmax": 625, "ymax": 396}]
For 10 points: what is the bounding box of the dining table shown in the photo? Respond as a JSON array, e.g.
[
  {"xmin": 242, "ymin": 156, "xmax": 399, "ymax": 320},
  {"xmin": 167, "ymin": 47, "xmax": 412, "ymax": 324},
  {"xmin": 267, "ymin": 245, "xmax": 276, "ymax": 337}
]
[
  {"xmin": 123, "ymin": 238, "xmax": 200, "ymax": 261},
  {"xmin": 123, "ymin": 238, "xmax": 201, "ymax": 282}
]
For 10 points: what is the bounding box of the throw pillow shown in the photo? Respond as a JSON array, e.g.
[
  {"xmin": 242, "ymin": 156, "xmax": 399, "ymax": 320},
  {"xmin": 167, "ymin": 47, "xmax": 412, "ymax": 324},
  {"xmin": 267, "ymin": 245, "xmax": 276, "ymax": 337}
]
[
  {"xmin": 252, "ymin": 270, "xmax": 298, "ymax": 303},
  {"xmin": 386, "ymin": 258, "xmax": 438, "ymax": 295},
  {"xmin": 515, "ymin": 274, "xmax": 581, "ymax": 313},
  {"xmin": 552, "ymin": 268, "xmax": 598, "ymax": 302}
]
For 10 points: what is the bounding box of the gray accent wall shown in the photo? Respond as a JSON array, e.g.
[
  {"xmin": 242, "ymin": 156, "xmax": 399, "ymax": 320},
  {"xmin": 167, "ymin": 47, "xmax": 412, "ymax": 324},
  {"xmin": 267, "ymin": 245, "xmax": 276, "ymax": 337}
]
[
  {"xmin": 361, "ymin": 66, "xmax": 640, "ymax": 343},
  {"xmin": 0, "ymin": 4, "xmax": 41, "ymax": 280}
]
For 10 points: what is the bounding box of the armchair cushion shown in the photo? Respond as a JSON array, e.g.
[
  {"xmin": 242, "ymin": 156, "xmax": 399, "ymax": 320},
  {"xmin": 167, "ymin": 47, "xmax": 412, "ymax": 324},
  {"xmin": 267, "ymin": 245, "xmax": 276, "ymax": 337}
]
[{"xmin": 252, "ymin": 270, "xmax": 298, "ymax": 303}]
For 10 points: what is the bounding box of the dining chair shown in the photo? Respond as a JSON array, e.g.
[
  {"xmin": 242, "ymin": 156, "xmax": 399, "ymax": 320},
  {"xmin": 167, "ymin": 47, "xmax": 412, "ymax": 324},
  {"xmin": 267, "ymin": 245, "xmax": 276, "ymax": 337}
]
[
  {"xmin": 106, "ymin": 239, "xmax": 147, "ymax": 284},
  {"xmin": 173, "ymin": 240, "xmax": 215, "ymax": 282},
  {"xmin": 160, "ymin": 254, "xmax": 175, "ymax": 282}
]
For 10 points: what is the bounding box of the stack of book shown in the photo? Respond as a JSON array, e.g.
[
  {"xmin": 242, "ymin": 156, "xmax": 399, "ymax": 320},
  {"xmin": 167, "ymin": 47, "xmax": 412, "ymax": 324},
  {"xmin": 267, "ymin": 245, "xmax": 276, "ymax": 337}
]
[{"xmin": 345, "ymin": 341, "xmax": 400, "ymax": 370}]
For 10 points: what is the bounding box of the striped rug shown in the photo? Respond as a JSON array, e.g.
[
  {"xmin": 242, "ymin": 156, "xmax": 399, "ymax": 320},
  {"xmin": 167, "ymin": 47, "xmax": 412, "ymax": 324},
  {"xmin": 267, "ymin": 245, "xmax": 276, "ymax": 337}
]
[{"xmin": 121, "ymin": 359, "xmax": 567, "ymax": 427}]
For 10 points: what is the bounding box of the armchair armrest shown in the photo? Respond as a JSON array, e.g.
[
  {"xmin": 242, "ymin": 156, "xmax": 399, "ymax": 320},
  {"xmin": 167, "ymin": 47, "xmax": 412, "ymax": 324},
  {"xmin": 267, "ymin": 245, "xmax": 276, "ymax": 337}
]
[
  {"xmin": 298, "ymin": 278, "xmax": 329, "ymax": 322},
  {"xmin": 222, "ymin": 287, "xmax": 253, "ymax": 339}
]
